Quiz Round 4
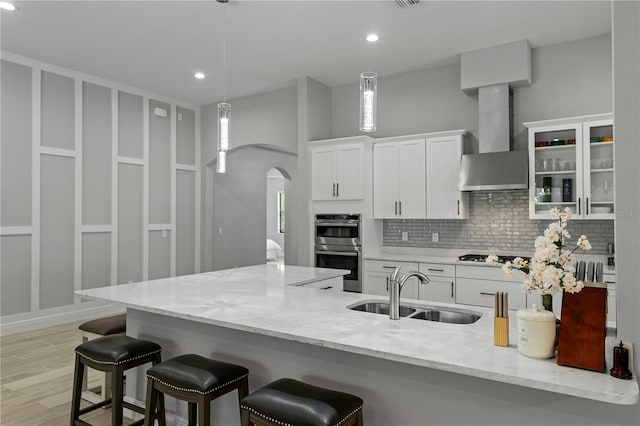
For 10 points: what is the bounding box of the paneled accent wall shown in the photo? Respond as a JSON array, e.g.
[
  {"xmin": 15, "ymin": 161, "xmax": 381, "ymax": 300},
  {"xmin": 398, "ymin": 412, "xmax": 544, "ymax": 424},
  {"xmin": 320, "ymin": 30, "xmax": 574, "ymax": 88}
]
[
  {"xmin": 0, "ymin": 53, "xmax": 200, "ymax": 323},
  {"xmin": 383, "ymin": 190, "xmax": 614, "ymax": 255}
]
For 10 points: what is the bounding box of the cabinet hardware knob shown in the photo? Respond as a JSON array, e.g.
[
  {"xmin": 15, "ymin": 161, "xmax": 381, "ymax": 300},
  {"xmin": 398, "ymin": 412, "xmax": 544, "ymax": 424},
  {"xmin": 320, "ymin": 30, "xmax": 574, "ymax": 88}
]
[
  {"xmin": 480, "ymin": 292, "xmax": 495, "ymax": 296},
  {"xmin": 395, "ymin": 201, "xmax": 398, "ymax": 215},
  {"xmin": 332, "ymin": 183, "xmax": 336, "ymax": 197},
  {"xmin": 428, "ymin": 268, "xmax": 444, "ymax": 272},
  {"xmin": 457, "ymin": 200, "xmax": 460, "ymax": 215},
  {"xmin": 399, "ymin": 201, "xmax": 402, "ymax": 216},
  {"xmin": 337, "ymin": 182, "xmax": 339, "ymax": 197},
  {"xmin": 451, "ymin": 282, "xmax": 454, "ymax": 299}
]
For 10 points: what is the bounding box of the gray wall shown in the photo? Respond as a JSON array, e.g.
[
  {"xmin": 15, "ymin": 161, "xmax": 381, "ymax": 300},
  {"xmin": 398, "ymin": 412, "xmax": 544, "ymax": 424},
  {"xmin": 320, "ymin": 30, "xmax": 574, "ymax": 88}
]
[
  {"xmin": 266, "ymin": 174, "xmax": 285, "ymax": 252},
  {"xmin": 384, "ymin": 191, "xmax": 614, "ymax": 254},
  {"xmin": 1, "ymin": 58, "xmax": 198, "ymax": 319},
  {"xmin": 212, "ymin": 146, "xmax": 296, "ymax": 271},
  {"xmin": 331, "ymin": 35, "xmax": 612, "ymax": 153},
  {"xmin": 612, "ymin": 1, "xmax": 640, "ymax": 415}
]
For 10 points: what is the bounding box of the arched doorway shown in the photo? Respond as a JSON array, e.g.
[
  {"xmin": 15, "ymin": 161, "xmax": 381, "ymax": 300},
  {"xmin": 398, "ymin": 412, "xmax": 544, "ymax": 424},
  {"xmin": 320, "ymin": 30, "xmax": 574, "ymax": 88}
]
[{"xmin": 266, "ymin": 168, "xmax": 285, "ymax": 265}]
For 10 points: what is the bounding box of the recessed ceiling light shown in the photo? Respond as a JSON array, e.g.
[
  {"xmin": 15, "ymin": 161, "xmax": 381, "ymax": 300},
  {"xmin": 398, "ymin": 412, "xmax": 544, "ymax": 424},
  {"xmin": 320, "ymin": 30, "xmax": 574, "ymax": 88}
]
[
  {"xmin": 194, "ymin": 72, "xmax": 206, "ymax": 80},
  {"xmin": 366, "ymin": 34, "xmax": 379, "ymax": 42},
  {"xmin": 0, "ymin": 2, "xmax": 17, "ymax": 11}
]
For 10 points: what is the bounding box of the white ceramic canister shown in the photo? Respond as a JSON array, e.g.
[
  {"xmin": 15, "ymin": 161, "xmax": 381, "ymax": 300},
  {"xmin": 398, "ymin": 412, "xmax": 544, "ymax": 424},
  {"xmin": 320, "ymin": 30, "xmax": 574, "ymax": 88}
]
[{"xmin": 517, "ymin": 304, "xmax": 556, "ymax": 359}]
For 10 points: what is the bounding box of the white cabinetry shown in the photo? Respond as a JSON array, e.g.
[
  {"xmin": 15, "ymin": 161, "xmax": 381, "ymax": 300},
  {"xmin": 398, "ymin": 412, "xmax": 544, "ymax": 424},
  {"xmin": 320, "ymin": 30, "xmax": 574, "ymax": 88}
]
[
  {"xmin": 310, "ymin": 139, "xmax": 365, "ymax": 201},
  {"xmin": 456, "ymin": 265, "xmax": 526, "ymax": 310},
  {"xmin": 426, "ymin": 132, "xmax": 469, "ymax": 219},
  {"xmin": 363, "ymin": 260, "xmax": 420, "ymax": 299},
  {"xmin": 418, "ymin": 263, "xmax": 455, "ymax": 303},
  {"xmin": 525, "ymin": 114, "xmax": 614, "ymax": 219},
  {"xmin": 373, "ymin": 138, "xmax": 426, "ymax": 219}
]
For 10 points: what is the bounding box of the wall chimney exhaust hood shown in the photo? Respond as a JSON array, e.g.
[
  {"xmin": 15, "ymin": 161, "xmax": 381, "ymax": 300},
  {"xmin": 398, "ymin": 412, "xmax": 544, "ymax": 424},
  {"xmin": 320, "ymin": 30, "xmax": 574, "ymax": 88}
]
[{"xmin": 458, "ymin": 41, "xmax": 531, "ymax": 191}]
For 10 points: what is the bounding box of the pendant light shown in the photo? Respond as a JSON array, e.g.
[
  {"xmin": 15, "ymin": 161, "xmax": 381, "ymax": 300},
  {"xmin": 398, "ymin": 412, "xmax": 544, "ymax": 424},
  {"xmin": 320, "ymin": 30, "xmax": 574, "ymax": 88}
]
[
  {"xmin": 216, "ymin": 0, "xmax": 230, "ymax": 173},
  {"xmin": 359, "ymin": 1, "xmax": 378, "ymax": 133}
]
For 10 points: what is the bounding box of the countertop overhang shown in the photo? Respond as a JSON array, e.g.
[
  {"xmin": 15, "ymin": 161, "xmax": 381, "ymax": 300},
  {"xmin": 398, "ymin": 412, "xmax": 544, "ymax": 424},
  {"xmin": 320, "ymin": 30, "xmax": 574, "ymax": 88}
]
[{"xmin": 76, "ymin": 264, "xmax": 637, "ymax": 405}]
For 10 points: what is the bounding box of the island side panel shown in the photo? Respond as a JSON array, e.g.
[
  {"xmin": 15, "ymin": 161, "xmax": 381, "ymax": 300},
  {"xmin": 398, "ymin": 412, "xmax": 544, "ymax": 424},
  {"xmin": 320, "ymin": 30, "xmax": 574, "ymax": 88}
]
[{"xmin": 125, "ymin": 309, "xmax": 639, "ymax": 426}]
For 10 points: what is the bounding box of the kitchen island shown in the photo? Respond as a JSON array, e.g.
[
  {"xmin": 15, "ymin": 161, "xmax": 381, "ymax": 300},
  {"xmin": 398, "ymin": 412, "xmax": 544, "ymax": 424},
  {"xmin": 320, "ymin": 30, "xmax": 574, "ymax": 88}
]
[{"xmin": 77, "ymin": 264, "xmax": 639, "ymax": 426}]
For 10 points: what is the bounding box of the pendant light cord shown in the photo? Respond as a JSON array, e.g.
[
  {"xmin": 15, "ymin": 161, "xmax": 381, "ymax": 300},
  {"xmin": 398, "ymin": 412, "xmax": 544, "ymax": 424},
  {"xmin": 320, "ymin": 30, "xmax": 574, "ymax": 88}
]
[
  {"xmin": 222, "ymin": 2, "xmax": 227, "ymax": 102},
  {"xmin": 367, "ymin": 0, "xmax": 371, "ymax": 72}
]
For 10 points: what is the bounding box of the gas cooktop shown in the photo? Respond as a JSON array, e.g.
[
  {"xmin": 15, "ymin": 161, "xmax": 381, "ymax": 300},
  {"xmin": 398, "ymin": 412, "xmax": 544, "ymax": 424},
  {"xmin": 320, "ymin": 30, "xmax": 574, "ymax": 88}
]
[{"xmin": 458, "ymin": 254, "xmax": 530, "ymax": 264}]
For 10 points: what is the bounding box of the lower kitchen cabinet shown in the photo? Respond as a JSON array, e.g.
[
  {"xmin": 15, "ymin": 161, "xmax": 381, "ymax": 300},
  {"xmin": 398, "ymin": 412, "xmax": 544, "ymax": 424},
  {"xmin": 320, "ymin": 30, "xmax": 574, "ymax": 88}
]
[
  {"xmin": 456, "ymin": 265, "xmax": 526, "ymax": 310},
  {"xmin": 418, "ymin": 263, "xmax": 455, "ymax": 303},
  {"xmin": 363, "ymin": 260, "xmax": 419, "ymax": 299}
]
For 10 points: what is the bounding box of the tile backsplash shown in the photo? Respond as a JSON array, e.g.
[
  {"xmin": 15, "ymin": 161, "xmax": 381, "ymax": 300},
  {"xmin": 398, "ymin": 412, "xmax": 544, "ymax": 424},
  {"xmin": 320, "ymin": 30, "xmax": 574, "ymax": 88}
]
[{"xmin": 383, "ymin": 190, "xmax": 614, "ymax": 255}]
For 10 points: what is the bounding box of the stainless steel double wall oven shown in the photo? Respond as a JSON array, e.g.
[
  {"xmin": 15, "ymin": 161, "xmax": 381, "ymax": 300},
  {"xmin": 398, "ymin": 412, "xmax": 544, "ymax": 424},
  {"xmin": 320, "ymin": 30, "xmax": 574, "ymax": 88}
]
[{"xmin": 314, "ymin": 214, "xmax": 362, "ymax": 292}]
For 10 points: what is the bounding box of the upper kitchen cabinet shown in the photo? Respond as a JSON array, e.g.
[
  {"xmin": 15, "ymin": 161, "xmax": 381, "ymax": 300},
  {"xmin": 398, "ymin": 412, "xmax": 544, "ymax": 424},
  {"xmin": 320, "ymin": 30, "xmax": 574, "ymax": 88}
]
[
  {"xmin": 525, "ymin": 114, "xmax": 614, "ymax": 220},
  {"xmin": 373, "ymin": 137, "xmax": 426, "ymax": 219},
  {"xmin": 310, "ymin": 137, "xmax": 370, "ymax": 201},
  {"xmin": 426, "ymin": 131, "xmax": 469, "ymax": 219}
]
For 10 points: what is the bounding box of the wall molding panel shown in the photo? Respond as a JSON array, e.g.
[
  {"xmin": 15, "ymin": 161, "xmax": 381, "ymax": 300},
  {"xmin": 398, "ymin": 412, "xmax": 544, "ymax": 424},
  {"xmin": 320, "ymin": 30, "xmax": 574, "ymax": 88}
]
[{"xmin": 1, "ymin": 52, "xmax": 201, "ymax": 335}]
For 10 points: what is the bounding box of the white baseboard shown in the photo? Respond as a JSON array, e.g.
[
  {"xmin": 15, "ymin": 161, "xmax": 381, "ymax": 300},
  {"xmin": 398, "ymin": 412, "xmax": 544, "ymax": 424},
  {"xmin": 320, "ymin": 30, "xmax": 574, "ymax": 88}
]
[{"xmin": 0, "ymin": 302, "xmax": 125, "ymax": 336}]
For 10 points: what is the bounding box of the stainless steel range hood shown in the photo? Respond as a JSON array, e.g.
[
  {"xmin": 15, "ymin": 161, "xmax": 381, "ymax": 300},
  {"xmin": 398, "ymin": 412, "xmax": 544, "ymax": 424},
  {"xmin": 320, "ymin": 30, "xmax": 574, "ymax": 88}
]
[{"xmin": 459, "ymin": 83, "xmax": 528, "ymax": 191}]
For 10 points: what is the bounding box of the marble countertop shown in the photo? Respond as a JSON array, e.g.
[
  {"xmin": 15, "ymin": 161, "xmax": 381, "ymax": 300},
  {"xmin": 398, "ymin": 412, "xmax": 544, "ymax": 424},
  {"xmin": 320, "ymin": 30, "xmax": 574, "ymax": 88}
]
[{"xmin": 77, "ymin": 264, "xmax": 636, "ymax": 405}]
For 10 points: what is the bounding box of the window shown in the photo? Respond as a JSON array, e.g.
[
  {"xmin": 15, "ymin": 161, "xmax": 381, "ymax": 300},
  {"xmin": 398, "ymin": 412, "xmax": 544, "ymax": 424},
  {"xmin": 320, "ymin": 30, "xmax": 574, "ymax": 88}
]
[{"xmin": 278, "ymin": 191, "xmax": 285, "ymax": 234}]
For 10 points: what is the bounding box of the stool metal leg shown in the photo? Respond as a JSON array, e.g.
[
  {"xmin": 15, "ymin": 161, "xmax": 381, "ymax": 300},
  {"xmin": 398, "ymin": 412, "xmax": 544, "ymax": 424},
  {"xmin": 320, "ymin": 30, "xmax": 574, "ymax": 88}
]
[
  {"xmin": 143, "ymin": 377, "xmax": 157, "ymax": 426},
  {"xmin": 197, "ymin": 395, "xmax": 210, "ymax": 426},
  {"xmin": 70, "ymin": 355, "xmax": 85, "ymax": 426},
  {"xmin": 188, "ymin": 402, "xmax": 197, "ymax": 425},
  {"xmin": 238, "ymin": 376, "xmax": 249, "ymax": 419},
  {"xmin": 111, "ymin": 365, "xmax": 124, "ymax": 426}
]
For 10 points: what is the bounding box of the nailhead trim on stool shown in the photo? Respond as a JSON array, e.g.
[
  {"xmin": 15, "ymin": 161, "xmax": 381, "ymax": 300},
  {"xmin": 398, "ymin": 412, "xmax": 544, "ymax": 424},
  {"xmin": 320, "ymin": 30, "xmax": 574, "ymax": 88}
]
[
  {"xmin": 70, "ymin": 335, "xmax": 162, "ymax": 426},
  {"xmin": 143, "ymin": 354, "xmax": 249, "ymax": 426},
  {"xmin": 240, "ymin": 378, "xmax": 364, "ymax": 426}
]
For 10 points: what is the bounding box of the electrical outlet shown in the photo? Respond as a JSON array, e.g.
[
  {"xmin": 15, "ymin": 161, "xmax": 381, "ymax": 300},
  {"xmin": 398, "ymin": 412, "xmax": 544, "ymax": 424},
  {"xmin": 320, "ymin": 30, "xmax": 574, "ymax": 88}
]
[
  {"xmin": 401, "ymin": 232, "xmax": 408, "ymax": 241},
  {"xmin": 218, "ymin": 227, "xmax": 224, "ymax": 235},
  {"xmin": 432, "ymin": 232, "xmax": 439, "ymax": 243},
  {"xmin": 177, "ymin": 112, "xmax": 183, "ymax": 121},
  {"xmin": 161, "ymin": 230, "xmax": 168, "ymax": 238}
]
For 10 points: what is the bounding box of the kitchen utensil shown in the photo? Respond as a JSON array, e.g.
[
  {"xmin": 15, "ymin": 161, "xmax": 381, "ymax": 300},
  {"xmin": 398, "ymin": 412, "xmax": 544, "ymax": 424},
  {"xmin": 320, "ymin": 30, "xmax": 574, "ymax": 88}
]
[
  {"xmin": 577, "ymin": 261, "xmax": 586, "ymax": 281},
  {"xmin": 595, "ymin": 262, "xmax": 603, "ymax": 283},
  {"xmin": 610, "ymin": 341, "xmax": 633, "ymax": 380},
  {"xmin": 494, "ymin": 292, "xmax": 509, "ymax": 347},
  {"xmin": 517, "ymin": 306, "xmax": 556, "ymax": 359},
  {"xmin": 586, "ymin": 261, "xmax": 595, "ymax": 282},
  {"xmin": 550, "ymin": 139, "xmax": 565, "ymax": 146}
]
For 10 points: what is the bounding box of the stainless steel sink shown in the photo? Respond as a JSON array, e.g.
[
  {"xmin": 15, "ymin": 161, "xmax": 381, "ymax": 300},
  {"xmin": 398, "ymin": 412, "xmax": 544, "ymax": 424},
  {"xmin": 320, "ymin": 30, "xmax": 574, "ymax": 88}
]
[
  {"xmin": 410, "ymin": 309, "xmax": 481, "ymax": 324},
  {"xmin": 348, "ymin": 302, "xmax": 416, "ymax": 317},
  {"xmin": 348, "ymin": 300, "xmax": 481, "ymax": 324}
]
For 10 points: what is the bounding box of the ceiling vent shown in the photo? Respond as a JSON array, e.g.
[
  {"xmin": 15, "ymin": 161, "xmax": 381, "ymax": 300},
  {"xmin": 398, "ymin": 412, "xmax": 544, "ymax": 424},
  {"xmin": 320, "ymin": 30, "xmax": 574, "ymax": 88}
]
[{"xmin": 395, "ymin": 0, "xmax": 421, "ymax": 8}]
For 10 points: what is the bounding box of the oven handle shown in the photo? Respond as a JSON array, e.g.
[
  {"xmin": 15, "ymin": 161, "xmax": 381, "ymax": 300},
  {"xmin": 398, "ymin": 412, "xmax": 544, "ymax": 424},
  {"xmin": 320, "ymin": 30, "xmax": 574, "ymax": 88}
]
[
  {"xmin": 315, "ymin": 250, "xmax": 359, "ymax": 257},
  {"xmin": 314, "ymin": 221, "xmax": 360, "ymax": 227}
]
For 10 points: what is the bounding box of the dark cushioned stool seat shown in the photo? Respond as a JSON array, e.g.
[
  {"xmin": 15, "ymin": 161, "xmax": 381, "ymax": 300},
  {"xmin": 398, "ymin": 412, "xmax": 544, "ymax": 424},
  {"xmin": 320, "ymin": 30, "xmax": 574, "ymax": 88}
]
[
  {"xmin": 144, "ymin": 354, "xmax": 249, "ymax": 426},
  {"xmin": 79, "ymin": 313, "xmax": 126, "ymax": 336},
  {"xmin": 241, "ymin": 378, "xmax": 363, "ymax": 426},
  {"xmin": 146, "ymin": 354, "xmax": 249, "ymax": 394},
  {"xmin": 71, "ymin": 335, "xmax": 162, "ymax": 426},
  {"xmin": 75, "ymin": 334, "xmax": 161, "ymax": 365}
]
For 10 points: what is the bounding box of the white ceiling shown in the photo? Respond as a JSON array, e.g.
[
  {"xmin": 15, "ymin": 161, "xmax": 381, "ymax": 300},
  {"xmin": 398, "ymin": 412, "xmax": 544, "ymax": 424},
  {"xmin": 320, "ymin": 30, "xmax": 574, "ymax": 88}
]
[{"xmin": 1, "ymin": 1, "xmax": 611, "ymax": 106}]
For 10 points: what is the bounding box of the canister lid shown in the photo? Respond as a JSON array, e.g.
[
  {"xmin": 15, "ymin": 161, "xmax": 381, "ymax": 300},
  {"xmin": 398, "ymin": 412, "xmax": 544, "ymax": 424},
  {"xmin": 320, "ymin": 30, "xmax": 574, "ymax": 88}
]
[{"xmin": 517, "ymin": 304, "xmax": 556, "ymax": 322}]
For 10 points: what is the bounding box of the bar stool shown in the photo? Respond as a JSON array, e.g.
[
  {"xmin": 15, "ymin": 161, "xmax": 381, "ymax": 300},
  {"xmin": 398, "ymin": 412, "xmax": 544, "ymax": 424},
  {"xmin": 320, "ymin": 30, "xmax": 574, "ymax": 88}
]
[
  {"xmin": 70, "ymin": 335, "xmax": 162, "ymax": 426},
  {"xmin": 240, "ymin": 378, "xmax": 364, "ymax": 426},
  {"xmin": 144, "ymin": 354, "xmax": 249, "ymax": 426},
  {"xmin": 78, "ymin": 314, "xmax": 127, "ymax": 404}
]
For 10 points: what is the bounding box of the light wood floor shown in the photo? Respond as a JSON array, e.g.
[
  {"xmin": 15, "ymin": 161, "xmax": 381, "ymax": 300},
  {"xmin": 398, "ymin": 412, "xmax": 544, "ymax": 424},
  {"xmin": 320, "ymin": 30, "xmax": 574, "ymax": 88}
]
[{"xmin": 1, "ymin": 321, "xmax": 138, "ymax": 425}]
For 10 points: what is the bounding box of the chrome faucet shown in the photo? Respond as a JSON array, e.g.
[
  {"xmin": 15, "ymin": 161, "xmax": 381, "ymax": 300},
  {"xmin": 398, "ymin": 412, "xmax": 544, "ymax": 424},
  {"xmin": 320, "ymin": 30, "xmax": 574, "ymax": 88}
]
[{"xmin": 389, "ymin": 265, "xmax": 430, "ymax": 320}]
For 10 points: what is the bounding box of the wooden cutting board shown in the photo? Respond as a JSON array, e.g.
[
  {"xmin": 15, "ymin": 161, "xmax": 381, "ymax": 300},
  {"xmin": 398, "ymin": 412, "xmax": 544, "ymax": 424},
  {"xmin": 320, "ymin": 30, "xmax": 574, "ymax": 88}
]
[{"xmin": 556, "ymin": 284, "xmax": 607, "ymax": 372}]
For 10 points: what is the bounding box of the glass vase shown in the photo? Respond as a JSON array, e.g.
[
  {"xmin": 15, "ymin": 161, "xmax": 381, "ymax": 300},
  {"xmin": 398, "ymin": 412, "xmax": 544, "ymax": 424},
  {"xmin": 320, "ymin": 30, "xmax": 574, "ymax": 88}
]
[{"xmin": 542, "ymin": 294, "xmax": 553, "ymax": 312}]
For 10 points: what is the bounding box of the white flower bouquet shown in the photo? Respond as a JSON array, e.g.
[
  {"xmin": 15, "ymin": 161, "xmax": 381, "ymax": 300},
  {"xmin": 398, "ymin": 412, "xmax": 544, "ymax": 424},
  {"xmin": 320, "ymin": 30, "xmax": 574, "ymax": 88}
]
[{"xmin": 487, "ymin": 208, "xmax": 592, "ymax": 309}]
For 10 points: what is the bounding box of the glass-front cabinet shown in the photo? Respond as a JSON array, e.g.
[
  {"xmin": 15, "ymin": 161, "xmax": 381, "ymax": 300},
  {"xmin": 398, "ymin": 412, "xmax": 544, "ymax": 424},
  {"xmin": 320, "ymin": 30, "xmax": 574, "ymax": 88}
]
[{"xmin": 525, "ymin": 114, "xmax": 614, "ymax": 220}]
